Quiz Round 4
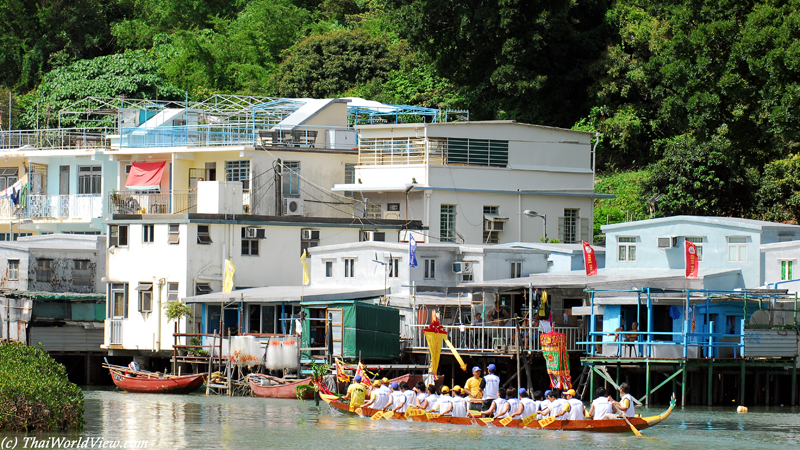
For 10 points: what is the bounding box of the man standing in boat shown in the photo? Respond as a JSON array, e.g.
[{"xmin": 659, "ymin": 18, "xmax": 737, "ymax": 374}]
[
  {"xmin": 465, "ymin": 366, "xmax": 484, "ymax": 412},
  {"xmin": 482, "ymin": 364, "xmax": 500, "ymax": 410},
  {"xmin": 609, "ymin": 382, "xmax": 636, "ymax": 418},
  {"xmin": 343, "ymin": 375, "xmax": 367, "ymax": 408}
]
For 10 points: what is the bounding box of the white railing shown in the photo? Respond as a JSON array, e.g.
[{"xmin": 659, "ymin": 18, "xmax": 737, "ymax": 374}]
[
  {"xmin": 110, "ymin": 319, "xmax": 123, "ymax": 345},
  {"xmin": 359, "ymin": 138, "xmax": 430, "ymax": 165},
  {"xmin": 0, "ymin": 195, "xmax": 102, "ymax": 220},
  {"xmin": 409, "ymin": 325, "xmax": 584, "ymax": 353},
  {"xmin": 0, "ymin": 127, "xmax": 110, "ymax": 151}
]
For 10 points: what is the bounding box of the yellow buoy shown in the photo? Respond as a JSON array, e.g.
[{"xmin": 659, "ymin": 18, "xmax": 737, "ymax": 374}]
[{"xmin": 736, "ymin": 406, "xmax": 748, "ymax": 413}]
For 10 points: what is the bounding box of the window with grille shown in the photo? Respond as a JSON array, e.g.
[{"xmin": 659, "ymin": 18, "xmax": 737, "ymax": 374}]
[
  {"xmin": 7, "ymin": 259, "xmax": 19, "ymax": 281},
  {"xmin": 686, "ymin": 236, "xmax": 704, "ymax": 261},
  {"xmin": 440, "ymin": 205, "xmax": 456, "ymax": 242},
  {"xmin": 73, "ymin": 260, "xmax": 92, "ymax": 287},
  {"xmin": 728, "ymin": 237, "xmax": 747, "ymax": 262},
  {"xmin": 167, "ymin": 282, "xmax": 179, "ymax": 301},
  {"xmin": 366, "ymin": 204, "xmax": 381, "ymax": 219},
  {"xmin": 445, "ymin": 138, "xmax": 508, "ymax": 167},
  {"xmin": 562, "ymin": 209, "xmax": 579, "ymax": 243},
  {"xmin": 242, "ymin": 228, "xmax": 260, "ymax": 256},
  {"xmin": 225, "ymin": 160, "xmax": 250, "ymax": 190},
  {"xmin": 282, "ymin": 161, "xmax": 300, "ymax": 196},
  {"xmin": 618, "ymin": 236, "xmax": 637, "ymax": 262},
  {"xmin": 78, "ymin": 166, "xmax": 102, "ymax": 194},
  {"xmin": 424, "ymin": 259, "xmax": 435, "ymax": 279},
  {"xmin": 36, "ymin": 259, "xmax": 53, "ymax": 282},
  {"xmin": 344, "ymin": 163, "xmax": 355, "ymax": 198},
  {"xmin": 0, "ymin": 167, "xmax": 18, "ymax": 191},
  {"xmin": 143, "ymin": 224, "xmax": 154, "ymax": 243}
]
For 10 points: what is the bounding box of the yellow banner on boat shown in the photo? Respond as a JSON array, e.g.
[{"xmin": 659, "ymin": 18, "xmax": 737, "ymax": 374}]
[
  {"xmin": 223, "ymin": 259, "xmax": 235, "ymax": 293},
  {"xmin": 443, "ymin": 336, "xmax": 467, "ymax": 372},
  {"xmin": 424, "ymin": 330, "xmax": 444, "ymax": 374}
]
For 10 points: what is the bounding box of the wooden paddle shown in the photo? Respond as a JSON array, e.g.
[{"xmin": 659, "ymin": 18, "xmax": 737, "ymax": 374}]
[
  {"xmin": 538, "ymin": 416, "xmax": 556, "ymax": 428},
  {"xmin": 499, "ymin": 417, "xmax": 513, "ymax": 427},
  {"xmin": 615, "ymin": 405, "xmax": 642, "ymax": 437}
]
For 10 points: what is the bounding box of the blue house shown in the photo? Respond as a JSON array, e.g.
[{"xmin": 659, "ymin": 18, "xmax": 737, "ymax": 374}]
[{"xmin": 602, "ymin": 216, "xmax": 800, "ymax": 289}]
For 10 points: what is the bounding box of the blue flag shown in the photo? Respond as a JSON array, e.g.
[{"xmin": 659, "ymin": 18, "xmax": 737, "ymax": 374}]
[{"xmin": 409, "ymin": 235, "xmax": 418, "ymax": 268}]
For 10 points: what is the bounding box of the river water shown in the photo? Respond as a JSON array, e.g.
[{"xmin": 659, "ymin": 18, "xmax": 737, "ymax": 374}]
[{"xmin": 4, "ymin": 389, "xmax": 800, "ymax": 449}]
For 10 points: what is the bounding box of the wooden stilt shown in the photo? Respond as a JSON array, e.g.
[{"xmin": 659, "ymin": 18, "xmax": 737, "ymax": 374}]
[
  {"xmin": 645, "ymin": 360, "xmax": 651, "ymax": 407},
  {"xmin": 792, "ymin": 357, "xmax": 797, "ymax": 407},
  {"xmin": 681, "ymin": 362, "xmax": 687, "ymax": 407},
  {"xmin": 740, "ymin": 361, "xmax": 746, "ymax": 405},
  {"xmin": 707, "ymin": 361, "xmax": 713, "ymax": 406}
]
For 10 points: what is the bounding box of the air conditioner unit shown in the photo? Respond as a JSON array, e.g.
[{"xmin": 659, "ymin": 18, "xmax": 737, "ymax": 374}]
[
  {"xmin": 657, "ymin": 236, "xmax": 678, "ymax": 248},
  {"xmin": 361, "ymin": 231, "xmax": 386, "ymax": 242},
  {"xmin": 383, "ymin": 211, "xmax": 401, "ymax": 220},
  {"xmin": 301, "ymin": 229, "xmax": 320, "ymax": 240},
  {"xmin": 244, "ymin": 227, "xmax": 265, "ymax": 239},
  {"xmin": 484, "ymin": 220, "xmax": 506, "ymax": 232},
  {"xmin": 453, "ymin": 262, "xmax": 473, "ymax": 274},
  {"xmin": 284, "ymin": 198, "xmax": 304, "ymax": 216}
]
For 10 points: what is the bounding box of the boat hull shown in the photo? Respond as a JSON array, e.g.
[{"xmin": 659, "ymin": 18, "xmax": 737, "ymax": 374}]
[
  {"xmin": 249, "ymin": 377, "xmax": 314, "ymax": 399},
  {"xmin": 109, "ymin": 369, "xmax": 206, "ymax": 394},
  {"xmin": 320, "ymin": 394, "xmax": 675, "ymax": 433}
]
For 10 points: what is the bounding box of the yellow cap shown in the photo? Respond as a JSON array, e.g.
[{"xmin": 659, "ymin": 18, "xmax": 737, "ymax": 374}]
[
  {"xmin": 441, "ymin": 386, "xmax": 450, "ymax": 393},
  {"xmin": 453, "ymin": 385, "xmax": 463, "ymax": 394},
  {"xmin": 382, "ymin": 377, "xmax": 389, "ymax": 383},
  {"xmin": 566, "ymin": 389, "xmax": 576, "ymax": 396},
  {"xmin": 373, "ymin": 380, "xmax": 382, "ymax": 387}
]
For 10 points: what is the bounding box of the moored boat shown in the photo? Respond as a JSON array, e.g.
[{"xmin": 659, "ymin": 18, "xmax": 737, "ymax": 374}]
[
  {"xmin": 319, "ymin": 393, "xmax": 675, "ymax": 433},
  {"xmin": 248, "ymin": 374, "xmax": 314, "ymax": 399},
  {"xmin": 106, "ymin": 365, "xmax": 207, "ymax": 394}
]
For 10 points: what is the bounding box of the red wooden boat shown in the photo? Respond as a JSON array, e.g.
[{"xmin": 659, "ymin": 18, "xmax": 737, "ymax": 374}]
[
  {"xmin": 107, "ymin": 367, "xmax": 207, "ymax": 394},
  {"xmin": 249, "ymin": 374, "xmax": 314, "ymax": 399},
  {"xmin": 319, "ymin": 393, "xmax": 675, "ymax": 433}
]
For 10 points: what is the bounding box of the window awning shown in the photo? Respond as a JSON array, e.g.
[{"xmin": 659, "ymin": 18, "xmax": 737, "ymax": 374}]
[
  {"xmin": 136, "ymin": 283, "xmax": 153, "ymax": 291},
  {"xmin": 484, "ymin": 214, "xmax": 509, "ymax": 222},
  {"xmin": 126, "ymin": 161, "xmax": 166, "ymax": 190}
]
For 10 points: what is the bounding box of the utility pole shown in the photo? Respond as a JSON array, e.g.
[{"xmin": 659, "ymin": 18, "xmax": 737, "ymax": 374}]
[{"xmin": 274, "ymin": 159, "xmax": 282, "ymax": 216}]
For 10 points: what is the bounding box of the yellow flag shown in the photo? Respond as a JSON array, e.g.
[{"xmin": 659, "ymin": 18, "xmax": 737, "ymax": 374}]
[
  {"xmin": 223, "ymin": 259, "xmax": 235, "ymax": 293},
  {"xmin": 424, "ymin": 331, "xmax": 444, "ymax": 374},
  {"xmin": 443, "ymin": 336, "xmax": 467, "ymax": 372},
  {"xmin": 300, "ymin": 249, "xmax": 309, "ymax": 286}
]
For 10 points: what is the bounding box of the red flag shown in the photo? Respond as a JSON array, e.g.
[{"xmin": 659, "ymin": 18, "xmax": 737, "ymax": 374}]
[
  {"xmin": 685, "ymin": 240, "xmax": 699, "ymax": 278},
  {"xmin": 582, "ymin": 241, "xmax": 598, "ymax": 276}
]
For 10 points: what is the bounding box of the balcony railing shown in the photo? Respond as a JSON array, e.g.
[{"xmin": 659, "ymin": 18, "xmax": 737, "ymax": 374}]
[
  {"xmin": 110, "ymin": 319, "xmax": 123, "ymax": 345},
  {"xmin": 0, "ymin": 194, "xmax": 103, "ymax": 220},
  {"xmin": 109, "ymin": 191, "xmax": 197, "ymax": 215},
  {"xmin": 0, "ymin": 128, "xmax": 110, "ymax": 151},
  {"xmin": 359, "ymin": 138, "xmax": 430, "ymax": 165},
  {"xmin": 409, "ymin": 324, "xmax": 584, "ymax": 354}
]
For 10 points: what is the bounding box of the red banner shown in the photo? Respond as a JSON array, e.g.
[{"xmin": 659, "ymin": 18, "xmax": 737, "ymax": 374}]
[
  {"xmin": 582, "ymin": 241, "xmax": 598, "ymax": 276},
  {"xmin": 685, "ymin": 240, "xmax": 699, "ymax": 278}
]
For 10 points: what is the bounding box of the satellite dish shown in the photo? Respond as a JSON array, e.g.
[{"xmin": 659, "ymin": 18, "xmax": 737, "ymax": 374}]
[{"xmin": 749, "ymin": 310, "xmax": 770, "ymax": 326}]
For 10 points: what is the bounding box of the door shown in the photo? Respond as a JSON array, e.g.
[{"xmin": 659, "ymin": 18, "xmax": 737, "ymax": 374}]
[
  {"xmin": 59, "ymin": 166, "xmax": 70, "ymax": 195},
  {"xmin": 206, "ymin": 162, "xmax": 217, "ymax": 181},
  {"xmin": 327, "ymin": 308, "xmax": 343, "ymax": 357}
]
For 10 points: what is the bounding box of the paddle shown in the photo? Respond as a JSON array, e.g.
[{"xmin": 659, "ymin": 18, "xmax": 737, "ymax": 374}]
[
  {"xmin": 383, "ymin": 411, "xmax": 395, "ymax": 419},
  {"xmin": 521, "ymin": 415, "xmax": 536, "ymax": 427},
  {"xmin": 499, "ymin": 417, "xmax": 513, "ymax": 427},
  {"xmin": 538, "ymin": 416, "xmax": 556, "ymax": 429},
  {"xmin": 614, "ymin": 404, "xmax": 642, "ymax": 437}
]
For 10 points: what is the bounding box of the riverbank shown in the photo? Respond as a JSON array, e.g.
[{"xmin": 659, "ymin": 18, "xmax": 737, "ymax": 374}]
[{"xmin": 2, "ymin": 389, "xmax": 798, "ymax": 449}]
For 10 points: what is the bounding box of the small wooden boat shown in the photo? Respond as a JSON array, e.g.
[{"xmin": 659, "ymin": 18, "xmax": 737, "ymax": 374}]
[
  {"xmin": 319, "ymin": 393, "xmax": 675, "ymax": 433},
  {"xmin": 248, "ymin": 374, "xmax": 313, "ymax": 399},
  {"xmin": 389, "ymin": 374, "xmax": 444, "ymax": 389},
  {"xmin": 105, "ymin": 365, "xmax": 207, "ymax": 394}
]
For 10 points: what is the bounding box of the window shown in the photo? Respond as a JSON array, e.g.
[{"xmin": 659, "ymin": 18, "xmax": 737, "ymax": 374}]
[
  {"xmin": 301, "ymin": 228, "xmax": 320, "ymax": 256},
  {"xmin": 462, "ymin": 273, "xmax": 473, "ymax": 282},
  {"xmin": 282, "ymin": 161, "xmax": 300, "ymax": 196},
  {"xmin": 344, "ymin": 258, "xmax": 355, "ymax": 278},
  {"xmin": 440, "ymin": 204, "xmax": 456, "ymax": 242},
  {"xmin": 387, "ymin": 203, "xmax": 400, "ymax": 212},
  {"xmin": 445, "ymin": 138, "xmax": 509, "ymax": 167},
  {"xmin": 728, "ymin": 237, "xmax": 747, "ymax": 262},
  {"xmin": 78, "ymin": 166, "xmax": 102, "ymax": 194},
  {"xmin": 225, "ymin": 160, "xmax": 250, "ymax": 190},
  {"xmin": 0, "ymin": 233, "xmax": 32, "ymax": 241},
  {"xmin": 7, "ymin": 259, "xmax": 19, "ymax": 281},
  {"xmin": 197, "ymin": 225, "xmax": 212, "ymax": 244},
  {"xmin": 483, "ymin": 206, "xmax": 499, "ymax": 215},
  {"xmin": 0, "ymin": 167, "xmax": 19, "ymax": 191},
  {"xmin": 143, "ymin": 224, "xmax": 154, "ymax": 243},
  {"xmin": 109, "ymin": 225, "xmax": 128, "ymax": 247},
  {"xmin": 618, "ymin": 236, "xmax": 637, "ymax": 262},
  {"xmin": 73, "ymin": 260, "xmax": 92, "ymax": 287},
  {"xmin": 195, "ymin": 283, "xmax": 212, "ymax": 296},
  {"xmin": 561, "ymin": 209, "xmax": 579, "ymax": 243},
  {"xmin": 511, "ymin": 261, "xmax": 522, "ymax": 278},
  {"xmin": 36, "ymin": 259, "xmax": 53, "ymax": 282},
  {"xmin": 344, "ymin": 163, "xmax": 356, "ymax": 198},
  {"xmin": 110, "ymin": 283, "xmax": 128, "ymax": 318},
  {"xmin": 168, "ymin": 224, "xmax": 180, "ymax": 244},
  {"xmin": 483, "ymin": 231, "xmax": 499, "ymax": 244},
  {"xmin": 325, "ymin": 261, "xmax": 333, "ymax": 277},
  {"xmin": 781, "ymin": 260, "xmax": 794, "ymax": 281},
  {"xmin": 167, "ymin": 282, "xmax": 179, "ymax": 301},
  {"xmin": 424, "ymin": 258, "xmax": 435, "ymax": 279},
  {"xmin": 366, "ymin": 204, "xmax": 381, "ymax": 219},
  {"xmin": 137, "ymin": 282, "xmax": 153, "ymax": 312},
  {"xmin": 389, "ymin": 258, "xmax": 400, "ymax": 278},
  {"xmin": 241, "ymin": 228, "xmax": 259, "ymax": 256},
  {"xmin": 685, "ymin": 237, "xmax": 704, "ymax": 261}
]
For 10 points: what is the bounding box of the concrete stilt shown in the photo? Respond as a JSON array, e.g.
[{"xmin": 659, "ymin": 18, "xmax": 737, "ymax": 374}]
[{"xmin": 707, "ymin": 361, "xmax": 713, "ymax": 406}]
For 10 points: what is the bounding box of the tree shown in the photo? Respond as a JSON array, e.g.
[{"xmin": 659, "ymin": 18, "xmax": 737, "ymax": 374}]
[
  {"xmin": 758, "ymin": 154, "xmax": 800, "ymax": 222},
  {"xmin": 273, "ymin": 28, "xmax": 401, "ymax": 98}
]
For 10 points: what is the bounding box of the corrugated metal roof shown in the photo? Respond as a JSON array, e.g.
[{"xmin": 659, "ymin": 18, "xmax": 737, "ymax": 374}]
[
  {"xmin": 0, "ymin": 290, "xmax": 105, "ymax": 300},
  {"xmin": 602, "ymin": 215, "xmax": 800, "ymax": 232}
]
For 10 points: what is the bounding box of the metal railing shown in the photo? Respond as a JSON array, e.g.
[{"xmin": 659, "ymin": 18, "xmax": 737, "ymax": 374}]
[
  {"xmin": 359, "ymin": 138, "xmax": 429, "ymax": 165},
  {"xmin": 0, "ymin": 127, "xmax": 110, "ymax": 151},
  {"xmin": 409, "ymin": 324, "xmax": 584, "ymax": 353},
  {"xmin": 110, "ymin": 319, "xmax": 123, "ymax": 345},
  {"xmin": 0, "ymin": 194, "xmax": 102, "ymax": 220},
  {"xmin": 120, "ymin": 124, "xmax": 256, "ymax": 148},
  {"xmin": 108, "ymin": 191, "xmax": 197, "ymax": 215}
]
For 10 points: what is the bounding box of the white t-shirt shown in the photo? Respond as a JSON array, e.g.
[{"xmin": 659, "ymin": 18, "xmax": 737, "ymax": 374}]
[
  {"xmin": 416, "ymin": 392, "xmax": 427, "ymax": 408},
  {"xmin": 621, "ymin": 393, "xmax": 636, "ymax": 417},
  {"xmin": 549, "ymin": 398, "xmax": 570, "ymax": 419},
  {"xmin": 451, "ymin": 396, "xmax": 468, "ymax": 417},
  {"xmin": 390, "ymin": 391, "xmax": 406, "ymax": 410},
  {"xmin": 372, "ymin": 390, "xmax": 390, "ymax": 410},
  {"xmin": 424, "ymin": 394, "xmax": 440, "ymax": 411},
  {"xmin": 484, "ymin": 374, "xmax": 500, "ymax": 399},
  {"xmin": 591, "ymin": 396, "xmax": 614, "ymax": 420},
  {"xmin": 437, "ymin": 395, "xmax": 453, "ymax": 415},
  {"xmin": 520, "ymin": 398, "xmax": 537, "ymax": 418},
  {"xmin": 492, "ymin": 398, "xmax": 508, "ymax": 418},
  {"xmin": 505, "ymin": 399, "xmax": 520, "ymax": 418},
  {"xmin": 567, "ymin": 398, "xmax": 585, "ymax": 420},
  {"xmin": 401, "ymin": 390, "xmax": 414, "ymax": 412}
]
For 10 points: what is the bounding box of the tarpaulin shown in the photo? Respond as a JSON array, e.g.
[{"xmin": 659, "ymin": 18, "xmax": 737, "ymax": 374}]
[{"xmin": 125, "ymin": 161, "xmax": 166, "ymax": 190}]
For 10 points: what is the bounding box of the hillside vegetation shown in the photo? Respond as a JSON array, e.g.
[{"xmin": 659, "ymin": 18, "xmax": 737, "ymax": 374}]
[{"xmin": 1, "ymin": 0, "xmax": 798, "ymax": 223}]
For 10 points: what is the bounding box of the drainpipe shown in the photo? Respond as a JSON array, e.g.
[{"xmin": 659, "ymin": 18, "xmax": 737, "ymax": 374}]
[
  {"xmin": 517, "ymin": 190, "xmax": 522, "ymax": 241},
  {"xmin": 155, "ymin": 277, "xmax": 166, "ymax": 351}
]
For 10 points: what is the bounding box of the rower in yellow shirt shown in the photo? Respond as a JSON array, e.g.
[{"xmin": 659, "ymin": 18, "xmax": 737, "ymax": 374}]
[
  {"xmin": 343, "ymin": 375, "xmax": 367, "ymax": 408},
  {"xmin": 464, "ymin": 366, "xmax": 484, "ymax": 412}
]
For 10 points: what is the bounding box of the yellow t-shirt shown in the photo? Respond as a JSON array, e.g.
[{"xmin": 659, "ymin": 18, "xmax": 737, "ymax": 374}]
[
  {"xmin": 465, "ymin": 377, "xmax": 483, "ymax": 399},
  {"xmin": 348, "ymin": 383, "xmax": 367, "ymax": 407}
]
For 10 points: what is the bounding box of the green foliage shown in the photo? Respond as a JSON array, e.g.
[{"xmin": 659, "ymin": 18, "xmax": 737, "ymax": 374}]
[
  {"xmin": 758, "ymin": 154, "xmax": 800, "ymax": 222},
  {"xmin": 0, "ymin": 342, "xmax": 85, "ymax": 431},
  {"xmin": 19, "ymin": 50, "xmax": 182, "ymax": 128},
  {"xmin": 273, "ymin": 28, "xmax": 401, "ymax": 98},
  {"xmin": 593, "ymin": 170, "xmax": 650, "ymax": 238},
  {"xmin": 295, "ymin": 361, "xmax": 331, "ymax": 402},
  {"xmin": 187, "ymin": 337, "xmax": 209, "ymax": 357},
  {"xmin": 165, "ymin": 301, "xmax": 193, "ymax": 322}
]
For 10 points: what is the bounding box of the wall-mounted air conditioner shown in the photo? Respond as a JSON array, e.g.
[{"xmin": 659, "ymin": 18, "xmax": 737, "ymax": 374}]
[
  {"xmin": 657, "ymin": 236, "xmax": 678, "ymax": 248},
  {"xmin": 484, "ymin": 220, "xmax": 506, "ymax": 232},
  {"xmin": 361, "ymin": 231, "xmax": 386, "ymax": 242},
  {"xmin": 453, "ymin": 262, "xmax": 473, "ymax": 274},
  {"xmin": 245, "ymin": 227, "xmax": 266, "ymax": 239},
  {"xmin": 284, "ymin": 198, "xmax": 304, "ymax": 216},
  {"xmin": 383, "ymin": 211, "xmax": 401, "ymax": 220},
  {"xmin": 301, "ymin": 229, "xmax": 320, "ymax": 240}
]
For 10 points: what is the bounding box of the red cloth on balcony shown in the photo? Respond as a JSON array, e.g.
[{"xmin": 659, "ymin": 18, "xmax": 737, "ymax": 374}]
[{"xmin": 125, "ymin": 161, "xmax": 166, "ymax": 190}]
